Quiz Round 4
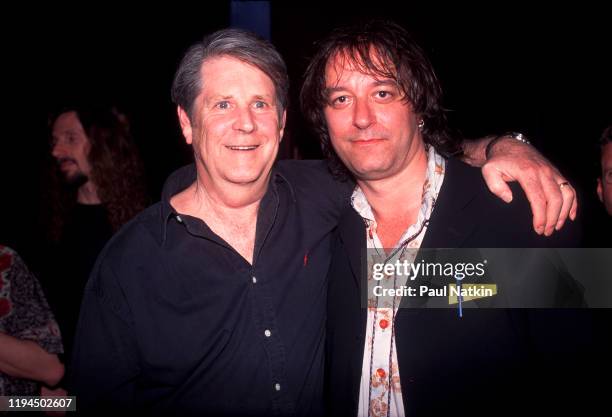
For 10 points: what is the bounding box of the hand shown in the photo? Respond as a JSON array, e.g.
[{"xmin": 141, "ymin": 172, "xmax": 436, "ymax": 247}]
[{"xmin": 481, "ymin": 138, "xmax": 577, "ymax": 236}]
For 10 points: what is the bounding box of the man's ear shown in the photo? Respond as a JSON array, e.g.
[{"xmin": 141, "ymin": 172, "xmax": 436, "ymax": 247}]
[
  {"xmin": 597, "ymin": 178, "xmax": 604, "ymax": 203},
  {"xmin": 279, "ymin": 110, "xmax": 287, "ymax": 142},
  {"xmin": 177, "ymin": 106, "xmax": 194, "ymax": 145}
]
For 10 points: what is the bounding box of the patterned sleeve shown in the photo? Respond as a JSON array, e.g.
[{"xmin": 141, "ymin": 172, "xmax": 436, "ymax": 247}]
[{"xmin": 0, "ymin": 246, "xmax": 63, "ymax": 355}]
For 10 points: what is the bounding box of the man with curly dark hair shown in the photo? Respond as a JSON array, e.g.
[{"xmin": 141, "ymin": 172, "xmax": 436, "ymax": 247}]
[
  {"xmin": 41, "ymin": 104, "xmax": 148, "ymax": 375},
  {"xmin": 302, "ymin": 20, "xmax": 594, "ymax": 417},
  {"xmin": 47, "ymin": 105, "xmax": 148, "ymax": 240}
]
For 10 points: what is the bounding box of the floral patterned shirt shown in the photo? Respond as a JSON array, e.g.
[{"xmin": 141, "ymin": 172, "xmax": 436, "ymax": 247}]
[
  {"xmin": 0, "ymin": 245, "xmax": 63, "ymax": 396},
  {"xmin": 353, "ymin": 147, "xmax": 445, "ymax": 417}
]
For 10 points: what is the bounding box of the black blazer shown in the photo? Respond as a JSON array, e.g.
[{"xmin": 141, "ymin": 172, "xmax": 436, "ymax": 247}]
[{"xmin": 325, "ymin": 158, "xmax": 597, "ymax": 417}]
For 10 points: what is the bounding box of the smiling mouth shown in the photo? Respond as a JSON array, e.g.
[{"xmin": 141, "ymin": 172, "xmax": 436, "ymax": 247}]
[{"xmin": 226, "ymin": 145, "xmax": 259, "ymax": 151}]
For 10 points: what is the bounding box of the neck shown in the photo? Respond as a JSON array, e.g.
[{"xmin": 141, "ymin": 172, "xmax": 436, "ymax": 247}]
[
  {"xmin": 357, "ymin": 145, "xmax": 428, "ymax": 223},
  {"xmin": 195, "ymin": 164, "xmax": 270, "ymax": 211},
  {"xmin": 190, "ymin": 179, "xmax": 263, "ymax": 224},
  {"xmin": 77, "ymin": 181, "xmax": 101, "ymax": 205},
  {"xmin": 170, "ymin": 169, "xmax": 267, "ymax": 265},
  {"xmin": 174, "ymin": 166, "xmax": 270, "ymax": 224}
]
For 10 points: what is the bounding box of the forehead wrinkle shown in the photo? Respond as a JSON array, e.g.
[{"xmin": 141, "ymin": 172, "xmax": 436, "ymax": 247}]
[{"xmin": 206, "ymin": 55, "xmax": 277, "ymax": 85}]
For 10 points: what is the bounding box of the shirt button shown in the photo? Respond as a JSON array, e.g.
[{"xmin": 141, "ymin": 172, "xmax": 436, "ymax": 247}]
[
  {"xmin": 264, "ymin": 329, "xmax": 272, "ymax": 337},
  {"xmin": 252, "ymin": 276, "xmax": 257, "ymax": 284},
  {"xmin": 274, "ymin": 383, "xmax": 281, "ymax": 391}
]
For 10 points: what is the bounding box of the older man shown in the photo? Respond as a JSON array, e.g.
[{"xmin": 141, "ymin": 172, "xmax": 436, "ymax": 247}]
[{"xmin": 71, "ymin": 28, "xmax": 576, "ymax": 416}]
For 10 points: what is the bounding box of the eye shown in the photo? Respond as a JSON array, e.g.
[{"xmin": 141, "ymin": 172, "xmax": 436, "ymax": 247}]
[
  {"xmin": 330, "ymin": 95, "xmax": 351, "ymax": 108},
  {"xmin": 216, "ymin": 101, "xmax": 230, "ymax": 109},
  {"xmin": 253, "ymin": 100, "xmax": 267, "ymax": 109},
  {"xmin": 375, "ymin": 90, "xmax": 393, "ymax": 100}
]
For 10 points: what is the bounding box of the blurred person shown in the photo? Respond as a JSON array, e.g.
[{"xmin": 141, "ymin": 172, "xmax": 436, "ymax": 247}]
[
  {"xmin": 596, "ymin": 125, "xmax": 612, "ymax": 216},
  {"xmin": 583, "ymin": 124, "xmax": 612, "ymax": 246},
  {"xmin": 41, "ymin": 104, "xmax": 148, "ymax": 369},
  {"xmin": 0, "ymin": 245, "xmax": 64, "ymax": 396}
]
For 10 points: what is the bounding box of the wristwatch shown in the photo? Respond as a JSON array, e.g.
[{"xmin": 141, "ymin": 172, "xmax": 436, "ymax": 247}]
[{"xmin": 485, "ymin": 131, "xmax": 531, "ymax": 159}]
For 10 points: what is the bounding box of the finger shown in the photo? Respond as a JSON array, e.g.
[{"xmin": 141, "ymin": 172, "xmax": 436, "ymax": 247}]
[
  {"xmin": 555, "ymin": 183, "xmax": 575, "ymax": 230},
  {"xmin": 482, "ymin": 164, "xmax": 513, "ymax": 203},
  {"xmin": 569, "ymin": 187, "xmax": 578, "ymax": 220},
  {"xmin": 514, "ymin": 174, "xmax": 547, "ymax": 235},
  {"xmin": 542, "ymin": 178, "xmax": 563, "ymax": 236}
]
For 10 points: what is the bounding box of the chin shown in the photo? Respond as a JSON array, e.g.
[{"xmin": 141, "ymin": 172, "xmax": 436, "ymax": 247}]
[
  {"xmin": 62, "ymin": 171, "xmax": 89, "ymax": 187},
  {"xmin": 224, "ymin": 170, "xmax": 266, "ymax": 185},
  {"xmin": 348, "ymin": 162, "xmax": 391, "ymax": 179}
]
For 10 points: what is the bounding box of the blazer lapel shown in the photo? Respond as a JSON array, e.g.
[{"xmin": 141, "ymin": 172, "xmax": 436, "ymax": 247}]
[{"xmin": 421, "ymin": 157, "xmax": 482, "ymax": 248}]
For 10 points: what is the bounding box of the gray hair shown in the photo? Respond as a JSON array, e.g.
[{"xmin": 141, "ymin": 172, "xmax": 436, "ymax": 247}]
[{"xmin": 171, "ymin": 28, "xmax": 289, "ymax": 121}]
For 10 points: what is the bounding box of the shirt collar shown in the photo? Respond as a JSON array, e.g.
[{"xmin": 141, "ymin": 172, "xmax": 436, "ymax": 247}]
[{"xmin": 158, "ymin": 163, "xmax": 295, "ymax": 244}]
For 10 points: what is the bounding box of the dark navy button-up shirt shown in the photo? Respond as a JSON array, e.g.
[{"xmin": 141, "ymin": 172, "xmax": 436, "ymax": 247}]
[{"xmin": 70, "ymin": 160, "xmax": 351, "ymax": 416}]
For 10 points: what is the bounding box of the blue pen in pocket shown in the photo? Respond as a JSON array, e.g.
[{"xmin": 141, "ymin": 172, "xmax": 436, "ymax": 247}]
[{"xmin": 456, "ymin": 274, "xmax": 463, "ymax": 318}]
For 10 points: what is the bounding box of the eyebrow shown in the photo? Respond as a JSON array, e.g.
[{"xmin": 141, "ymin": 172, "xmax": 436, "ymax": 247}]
[
  {"xmin": 53, "ymin": 129, "xmax": 80, "ymax": 136},
  {"xmin": 206, "ymin": 94, "xmax": 274, "ymax": 102},
  {"xmin": 324, "ymin": 80, "xmax": 399, "ymax": 95},
  {"xmin": 324, "ymin": 86, "xmax": 345, "ymax": 95},
  {"xmin": 208, "ymin": 95, "xmax": 233, "ymax": 101}
]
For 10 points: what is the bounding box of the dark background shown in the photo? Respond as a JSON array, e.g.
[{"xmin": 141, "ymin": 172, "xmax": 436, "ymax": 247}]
[{"xmin": 2, "ymin": 2, "xmax": 610, "ymax": 258}]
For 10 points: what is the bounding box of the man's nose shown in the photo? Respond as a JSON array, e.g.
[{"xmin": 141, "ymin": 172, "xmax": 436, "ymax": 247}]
[
  {"xmin": 352, "ymin": 98, "xmax": 374, "ymax": 130},
  {"xmin": 51, "ymin": 141, "xmax": 65, "ymax": 158},
  {"xmin": 233, "ymin": 107, "xmax": 256, "ymax": 133}
]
